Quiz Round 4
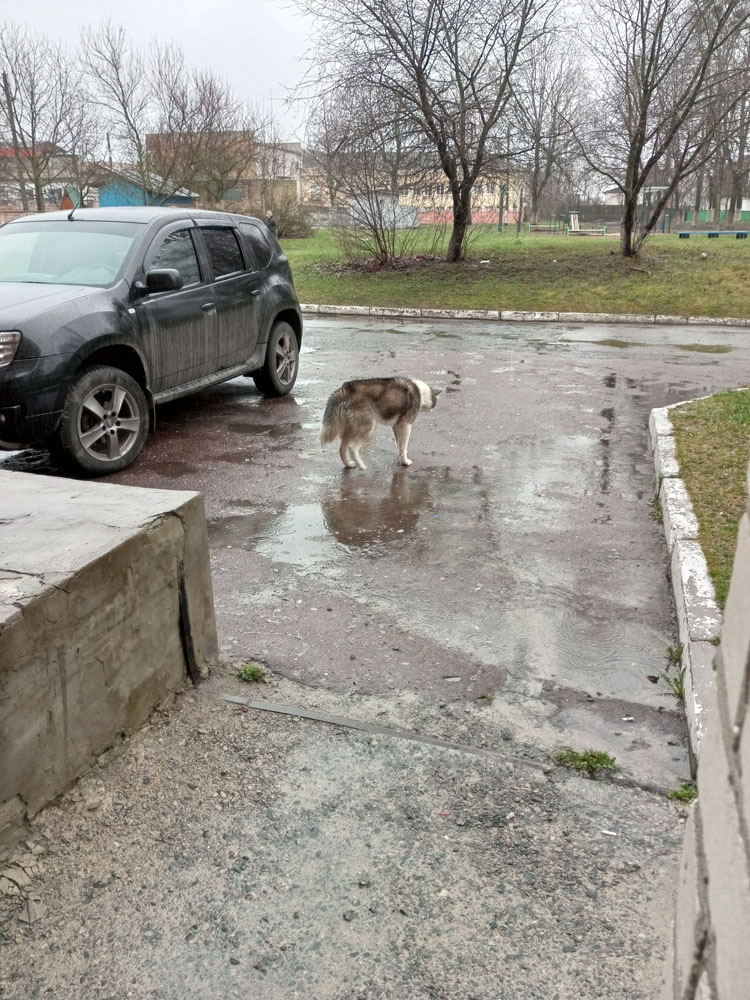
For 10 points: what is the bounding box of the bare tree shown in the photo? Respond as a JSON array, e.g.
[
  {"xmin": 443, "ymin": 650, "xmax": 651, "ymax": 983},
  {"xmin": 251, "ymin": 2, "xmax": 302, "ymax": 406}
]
[
  {"xmin": 578, "ymin": 0, "xmax": 750, "ymax": 255},
  {"xmin": 58, "ymin": 74, "xmax": 106, "ymax": 206},
  {"xmin": 516, "ymin": 37, "xmax": 583, "ymax": 223},
  {"xmin": 711, "ymin": 39, "xmax": 750, "ymax": 221},
  {"xmin": 0, "ymin": 22, "xmax": 79, "ymax": 212},
  {"xmin": 304, "ymin": 99, "xmax": 350, "ymax": 208},
  {"xmin": 306, "ymin": 89, "xmax": 430, "ymax": 262},
  {"xmin": 83, "ymin": 22, "xmax": 154, "ymax": 201},
  {"xmin": 85, "ymin": 23, "xmax": 261, "ymax": 205},
  {"xmin": 147, "ymin": 47, "xmax": 260, "ymax": 202},
  {"xmin": 298, "ymin": 0, "xmax": 553, "ymax": 260}
]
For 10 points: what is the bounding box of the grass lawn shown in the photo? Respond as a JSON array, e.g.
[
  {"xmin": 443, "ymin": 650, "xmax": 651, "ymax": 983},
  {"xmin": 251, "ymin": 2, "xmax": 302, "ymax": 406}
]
[
  {"xmin": 671, "ymin": 390, "xmax": 750, "ymax": 608},
  {"xmin": 283, "ymin": 227, "xmax": 750, "ymax": 318}
]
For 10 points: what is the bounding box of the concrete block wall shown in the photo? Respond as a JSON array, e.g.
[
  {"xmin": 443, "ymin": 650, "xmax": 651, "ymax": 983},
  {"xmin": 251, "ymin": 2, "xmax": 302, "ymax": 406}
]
[
  {"xmin": 664, "ymin": 466, "xmax": 750, "ymax": 997},
  {"xmin": 0, "ymin": 471, "xmax": 218, "ymax": 858}
]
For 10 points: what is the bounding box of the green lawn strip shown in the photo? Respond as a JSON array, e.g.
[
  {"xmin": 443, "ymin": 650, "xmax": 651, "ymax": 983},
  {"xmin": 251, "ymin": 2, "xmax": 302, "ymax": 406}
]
[
  {"xmin": 283, "ymin": 229, "xmax": 750, "ymax": 317},
  {"xmin": 671, "ymin": 390, "xmax": 750, "ymax": 607}
]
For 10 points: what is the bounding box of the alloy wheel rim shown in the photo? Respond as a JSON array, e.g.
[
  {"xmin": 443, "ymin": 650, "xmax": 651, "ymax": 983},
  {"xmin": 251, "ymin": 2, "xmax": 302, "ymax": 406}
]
[
  {"xmin": 274, "ymin": 333, "xmax": 298, "ymax": 386},
  {"xmin": 77, "ymin": 383, "xmax": 142, "ymax": 462}
]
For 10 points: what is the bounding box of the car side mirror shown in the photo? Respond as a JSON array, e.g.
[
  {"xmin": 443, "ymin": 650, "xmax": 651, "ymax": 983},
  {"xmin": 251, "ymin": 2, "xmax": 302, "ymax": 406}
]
[{"xmin": 134, "ymin": 268, "xmax": 184, "ymax": 296}]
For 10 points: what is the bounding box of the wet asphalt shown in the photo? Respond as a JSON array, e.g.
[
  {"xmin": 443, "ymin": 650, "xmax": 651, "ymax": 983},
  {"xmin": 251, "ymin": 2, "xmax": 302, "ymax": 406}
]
[
  {"xmin": 3, "ymin": 316, "xmax": 750, "ymax": 998},
  {"xmin": 4, "ymin": 316, "xmax": 750, "ymax": 784},
  {"xmin": 91, "ymin": 318, "xmax": 750, "ymax": 781}
]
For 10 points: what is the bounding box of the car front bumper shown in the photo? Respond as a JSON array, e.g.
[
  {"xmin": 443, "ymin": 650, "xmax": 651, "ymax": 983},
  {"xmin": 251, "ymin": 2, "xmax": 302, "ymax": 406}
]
[{"xmin": 0, "ymin": 354, "xmax": 77, "ymax": 448}]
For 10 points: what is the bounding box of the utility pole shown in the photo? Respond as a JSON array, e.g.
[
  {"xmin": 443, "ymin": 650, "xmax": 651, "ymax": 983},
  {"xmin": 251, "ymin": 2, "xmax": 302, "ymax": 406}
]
[{"xmin": 2, "ymin": 70, "xmax": 29, "ymax": 212}]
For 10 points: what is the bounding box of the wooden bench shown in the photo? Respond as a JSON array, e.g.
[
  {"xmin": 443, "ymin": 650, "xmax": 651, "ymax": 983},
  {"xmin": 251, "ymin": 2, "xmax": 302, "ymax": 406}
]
[
  {"xmin": 567, "ymin": 212, "xmax": 607, "ymax": 236},
  {"xmin": 678, "ymin": 231, "xmax": 749, "ymax": 239}
]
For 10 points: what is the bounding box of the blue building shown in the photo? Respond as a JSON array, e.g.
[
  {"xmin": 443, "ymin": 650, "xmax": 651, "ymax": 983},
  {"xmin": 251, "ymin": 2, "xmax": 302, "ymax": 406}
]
[{"xmin": 98, "ymin": 168, "xmax": 197, "ymax": 208}]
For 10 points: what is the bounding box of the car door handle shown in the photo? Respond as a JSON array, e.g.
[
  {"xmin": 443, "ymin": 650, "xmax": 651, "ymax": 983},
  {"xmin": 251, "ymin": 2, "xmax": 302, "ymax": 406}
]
[
  {"xmin": 250, "ymin": 289, "xmax": 261, "ymax": 297},
  {"xmin": 201, "ymin": 302, "xmax": 215, "ymax": 312}
]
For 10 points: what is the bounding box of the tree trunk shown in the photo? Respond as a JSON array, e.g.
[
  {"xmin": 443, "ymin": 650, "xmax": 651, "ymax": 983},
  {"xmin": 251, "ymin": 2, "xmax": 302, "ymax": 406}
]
[
  {"xmin": 32, "ymin": 166, "xmax": 45, "ymax": 213},
  {"xmin": 620, "ymin": 198, "xmax": 638, "ymax": 256},
  {"xmin": 2, "ymin": 71, "xmax": 29, "ymax": 212},
  {"xmin": 693, "ymin": 171, "xmax": 703, "ymax": 217},
  {"xmin": 447, "ymin": 185, "xmax": 471, "ymax": 261}
]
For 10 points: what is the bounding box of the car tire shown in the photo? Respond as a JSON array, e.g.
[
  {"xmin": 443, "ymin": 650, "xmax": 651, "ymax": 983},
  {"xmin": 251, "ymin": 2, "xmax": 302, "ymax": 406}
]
[
  {"xmin": 57, "ymin": 365, "xmax": 149, "ymax": 476},
  {"xmin": 252, "ymin": 321, "xmax": 299, "ymax": 397}
]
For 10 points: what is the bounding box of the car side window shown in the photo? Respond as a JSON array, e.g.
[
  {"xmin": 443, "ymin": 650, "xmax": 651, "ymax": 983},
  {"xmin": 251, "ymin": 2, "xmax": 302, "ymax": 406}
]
[
  {"xmin": 149, "ymin": 229, "xmax": 201, "ymax": 286},
  {"xmin": 239, "ymin": 223, "xmax": 273, "ymax": 268},
  {"xmin": 202, "ymin": 227, "xmax": 245, "ymax": 278}
]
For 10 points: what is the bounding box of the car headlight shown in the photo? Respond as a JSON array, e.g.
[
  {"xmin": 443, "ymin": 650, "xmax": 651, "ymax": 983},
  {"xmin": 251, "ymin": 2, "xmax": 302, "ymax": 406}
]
[{"xmin": 0, "ymin": 331, "xmax": 21, "ymax": 369}]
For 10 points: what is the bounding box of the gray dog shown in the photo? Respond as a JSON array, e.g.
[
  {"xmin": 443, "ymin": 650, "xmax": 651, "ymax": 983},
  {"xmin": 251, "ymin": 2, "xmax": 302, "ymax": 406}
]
[{"xmin": 320, "ymin": 377, "xmax": 441, "ymax": 470}]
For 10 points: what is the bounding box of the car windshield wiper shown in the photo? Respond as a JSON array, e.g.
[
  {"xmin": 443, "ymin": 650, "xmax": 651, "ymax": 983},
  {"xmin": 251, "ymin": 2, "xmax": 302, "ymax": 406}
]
[{"xmin": 0, "ymin": 277, "xmax": 57, "ymax": 284}]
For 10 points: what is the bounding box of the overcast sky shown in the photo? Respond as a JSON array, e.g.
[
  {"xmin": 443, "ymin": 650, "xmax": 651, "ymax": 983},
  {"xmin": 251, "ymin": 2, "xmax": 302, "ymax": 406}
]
[{"xmin": 7, "ymin": 0, "xmax": 312, "ymax": 137}]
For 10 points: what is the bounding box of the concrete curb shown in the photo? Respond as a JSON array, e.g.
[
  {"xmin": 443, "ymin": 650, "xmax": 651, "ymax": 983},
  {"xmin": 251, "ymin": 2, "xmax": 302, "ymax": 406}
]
[
  {"xmin": 301, "ymin": 303, "xmax": 750, "ymax": 327},
  {"xmin": 648, "ymin": 403, "xmax": 722, "ymax": 773}
]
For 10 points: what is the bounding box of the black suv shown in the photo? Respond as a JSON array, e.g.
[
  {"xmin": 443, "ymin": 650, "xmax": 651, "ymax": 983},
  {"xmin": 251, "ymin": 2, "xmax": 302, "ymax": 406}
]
[{"xmin": 0, "ymin": 207, "xmax": 302, "ymax": 475}]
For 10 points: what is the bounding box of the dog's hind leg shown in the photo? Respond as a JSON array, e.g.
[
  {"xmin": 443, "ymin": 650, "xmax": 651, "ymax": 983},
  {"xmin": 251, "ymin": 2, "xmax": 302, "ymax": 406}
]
[
  {"xmin": 352, "ymin": 418, "xmax": 378, "ymax": 470},
  {"xmin": 393, "ymin": 419, "xmax": 413, "ymax": 466},
  {"xmin": 339, "ymin": 438, "xmax": 357, "ymax": 469},
  {"xmin": 350, "ymin": 442, "xmax": 367, "ymax": 470}
]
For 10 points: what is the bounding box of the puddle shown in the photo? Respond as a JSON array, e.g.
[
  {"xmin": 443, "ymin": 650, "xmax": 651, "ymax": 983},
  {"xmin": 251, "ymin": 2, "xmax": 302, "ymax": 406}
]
[
  {"xmin": 599, "ymin": 406, "xmax": 614, "ymax": 494},
  {"xmin": 676, "ymin": 343, "xmax": 732, "ymax": 354},
  {"xmin": 595, "ymin": 338, "xmax": 648, "ymax": 349},
  {"xmin": 321, "ymin": 470, "xmax": 433, "ymax": 547},
  {"xmin": 207, "ymin": 508, "xmax": 285, "ymax": 548}
]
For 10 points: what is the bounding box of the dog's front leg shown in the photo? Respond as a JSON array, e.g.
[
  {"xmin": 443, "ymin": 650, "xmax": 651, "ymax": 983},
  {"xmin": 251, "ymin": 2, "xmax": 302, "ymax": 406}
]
[{"xmin": 393, "ymin": 420, "xmax": 413, "ymax": 466}]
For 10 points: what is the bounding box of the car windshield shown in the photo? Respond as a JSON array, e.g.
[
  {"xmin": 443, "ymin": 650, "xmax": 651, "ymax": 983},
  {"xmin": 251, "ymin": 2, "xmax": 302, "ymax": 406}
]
[{"xmin": 0, "ymin": 220, "xmax": 143, "ymax": 287}]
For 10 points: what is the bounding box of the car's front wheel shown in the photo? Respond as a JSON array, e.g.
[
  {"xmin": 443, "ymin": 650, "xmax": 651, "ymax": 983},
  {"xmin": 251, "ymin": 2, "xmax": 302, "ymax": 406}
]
[
  {"xmin": 252, "ymin": 321, "xmax": 299, "ymax": 397},
  {"xmin": 57, "ymin": 365, "xmax": 148, "ymax": 476}
]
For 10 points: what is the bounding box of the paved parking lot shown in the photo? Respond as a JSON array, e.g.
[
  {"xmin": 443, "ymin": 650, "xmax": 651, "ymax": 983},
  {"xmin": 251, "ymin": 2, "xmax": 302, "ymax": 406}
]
[
  {"xmin": 5, "ymin": 316, "xmax": 750, "ymax": 782},
  {"xmin": 3, "ymin": 316, "xmax": 749, "ymax": 997}
]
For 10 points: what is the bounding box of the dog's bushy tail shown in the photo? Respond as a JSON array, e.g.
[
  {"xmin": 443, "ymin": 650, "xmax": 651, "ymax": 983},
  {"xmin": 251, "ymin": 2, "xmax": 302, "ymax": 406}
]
[{"xmin": 320, "ymin": 390, "xmax": 344, "ymax": 446}]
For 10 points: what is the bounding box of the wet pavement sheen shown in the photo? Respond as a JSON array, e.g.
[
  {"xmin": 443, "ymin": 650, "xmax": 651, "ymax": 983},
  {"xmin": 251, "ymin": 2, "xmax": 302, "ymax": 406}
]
[{"xmin": 5, "ymin": 316, "xmax": 750, "ymax": 785}]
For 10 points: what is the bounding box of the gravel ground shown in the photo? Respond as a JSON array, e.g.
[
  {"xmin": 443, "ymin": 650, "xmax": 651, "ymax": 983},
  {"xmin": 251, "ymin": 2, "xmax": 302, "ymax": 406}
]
[{"xmin": 0, "ymin": 663, "xmax": 685, "ymax": 1000}]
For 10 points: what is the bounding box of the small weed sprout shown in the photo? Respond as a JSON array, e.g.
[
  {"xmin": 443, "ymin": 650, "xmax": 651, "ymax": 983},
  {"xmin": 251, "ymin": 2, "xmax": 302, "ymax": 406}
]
[
  {"xmin": 479, "ymin": 691, "xmax": 495, "ymax": 703},
  {"xmin": 649, "ymin": 494, "xmax": 663, "ymax": 522},
  {"xmin": 553, "ymin": 747, "xmax": 621, "ymax": 777},
  {"xmin": 237, "ymin": 662, "xmax": 266, "ymax": 683},
  {"xmin": 668, "ymin": 783, "xmax": 697, "ymax": 804},
  {"xmin": 661, "ymin": 667, "xmax": 686, "ymax": 699},
  {"xmin": 709, "ymin": 634, "xmax": 721, "ymax": 646},
  {"xmin": 666, "ymin": 643, "xmax": 684, "ymax": 665}
]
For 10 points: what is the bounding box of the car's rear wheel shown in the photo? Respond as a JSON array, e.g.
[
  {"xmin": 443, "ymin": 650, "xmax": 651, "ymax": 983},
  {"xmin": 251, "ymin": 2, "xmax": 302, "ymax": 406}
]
[
  {"xmin": 252, "ymin": 321, "xmax": 299, "ymax": 397},
  {"xmin": 57, "ymin": 365, "xmax": 148, "ymax": 476}
]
